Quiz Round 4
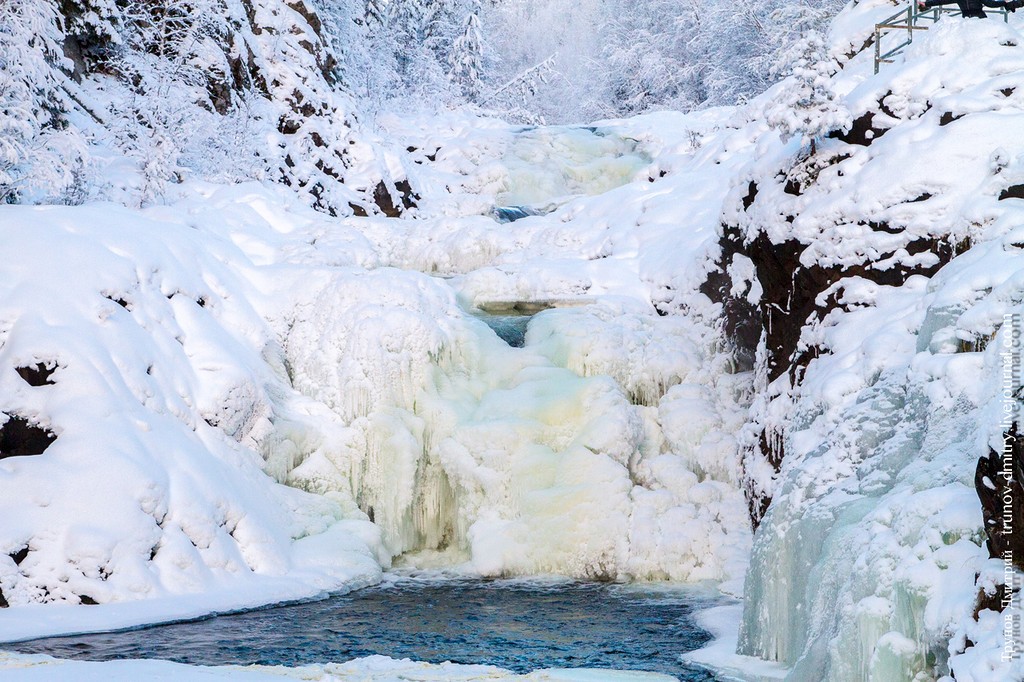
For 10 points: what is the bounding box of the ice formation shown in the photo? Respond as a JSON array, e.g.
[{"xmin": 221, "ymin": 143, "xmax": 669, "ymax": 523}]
[
  {"xmin": 281, "ymin": 275, "xmax": 748, "ymax": 581},
  {"xmin": 495, "ymin": 126, "xmax": 652, "ymax": 207}
]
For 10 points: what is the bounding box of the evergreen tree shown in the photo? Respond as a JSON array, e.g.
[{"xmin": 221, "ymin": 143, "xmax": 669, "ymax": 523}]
[
  {"xmin": 450, "ymin": 0, "xmax": 484, "ymax": 100},
  {"xmin": 366, "ymin": 0, "xmax": 388, "ymax": 25},
  {"xmin": 390, "ymin": 0, "xmax": 428, "ymax": 42},
  {"xmin": 765, "ymin": 31, "xmax": 851, "ymax": 154}
]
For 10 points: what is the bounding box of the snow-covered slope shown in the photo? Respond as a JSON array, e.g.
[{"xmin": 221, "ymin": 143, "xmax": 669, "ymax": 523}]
[{"xmin": 0, "ymin": 187, "xmax": 391, "ymax": 638}]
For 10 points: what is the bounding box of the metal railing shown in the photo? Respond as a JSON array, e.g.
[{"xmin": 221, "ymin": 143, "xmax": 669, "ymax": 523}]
[{"xmin": 874, "ymin": 4, "xmax": 1010, "ymax": 73}]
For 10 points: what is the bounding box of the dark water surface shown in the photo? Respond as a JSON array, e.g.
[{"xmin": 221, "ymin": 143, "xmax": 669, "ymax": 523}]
[
  {"xmin": 492, "ymin": 205, "xmax": 541, "ymax": 223},
  {"xmin": 10, "ymin": 579, "xmax": 719, "ymax": 679},
  {"xmin": 475, "ymin": 313, "xmax": 532, "ymax": 347}
]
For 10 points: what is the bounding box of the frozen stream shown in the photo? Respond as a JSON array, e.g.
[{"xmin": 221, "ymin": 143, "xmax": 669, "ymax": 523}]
[{"xmin": 9, "ymin": 580, "xmax": 720, "ymax": 680}]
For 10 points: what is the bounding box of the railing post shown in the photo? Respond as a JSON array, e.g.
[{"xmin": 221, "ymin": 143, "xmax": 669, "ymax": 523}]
[
  {"xmin": 874, "ymin": 24, "xmax": 882, "ymax": 74},
  {"xmin": 874, "ymin": 3, "xmax": 941, "ymax": 75}
]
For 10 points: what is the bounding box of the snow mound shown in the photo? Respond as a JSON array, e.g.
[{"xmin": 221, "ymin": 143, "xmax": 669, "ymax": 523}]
[{"xmin": 0, "ymin": 188, "xmax": 385, "ymax": 630}]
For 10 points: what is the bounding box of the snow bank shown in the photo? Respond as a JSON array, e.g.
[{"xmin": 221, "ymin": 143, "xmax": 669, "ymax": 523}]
[{"xmin": 0, "ymin": 185, "xmax": 390, "ymax": 639}]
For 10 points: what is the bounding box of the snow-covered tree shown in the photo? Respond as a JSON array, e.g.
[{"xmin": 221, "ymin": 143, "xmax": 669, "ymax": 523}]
[
  {"xmin": 0, "ymin": 0, "xmax": 85, "ymax": 203},
  {"xmin": 764, "ymin": 31, "xmax": 851, "ymax": 154},
  {"xmin": 390, "ymin": 0, "xmax": 428, "ymax": 44},
  {"xmin": 330, "ymin": 0, "xmax": 844, "ymax": 120},
  {"xmin": 365, "ymin": 0, "xmax": 388, "ymax": 25},
  {"xmin": 480, "ymin": 0, "xmax": 603, "ymax": 121},
  {"xmin": 479, "ymin": 54, "xmax": 558, "ymax": 123},
  {"xmin": 450, "ymin": 1, "xmax": 484, "ymax": 100},
  {"xmin": 374, "ymin": 0, "xmax": 465, "ymax": 103},
  {"xmin": 598, "ymin": 0, "xmax": 700, "ymax": 115},
  {"xmin": 583, "ymin": 0, "xmax": 846, "ymax": 119},
  {"xmin": 109, "ymin": 0, "xmax": 228, "ymax": 204},
  {"xmin": 60, "ymin": 0, "xmax": 124, "ymax": 67}
]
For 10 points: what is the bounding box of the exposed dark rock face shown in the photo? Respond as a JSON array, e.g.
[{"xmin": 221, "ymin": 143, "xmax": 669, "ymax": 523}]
[
  {"xmin": 10, "ymin": 547, "xmax": 28, "ymax": 565},
  {"xmin": 742, "ymin": 182, "xmax": 759, "ymax": 210},
  {"xmin": 972, "ymin": 425, "xmax": 1024, "ymax": 618},
  {"xmin": 939, "ymin": 112, "xmax": 965, "ymax": 127},
  {"xmin": 699, "ymin": 225, "xmax": 761, "ymax": 373},
  {"xmin": 395, "ymin": 179, "xmax": 419, "ymax": 210},
  {"xmin": 976, "ymin": 425, "xmax": 1024, "ymax": 568},
  {"xmin": 16, "ymin": 363, "xmax": 56, "ymax": 387},
  {"xmin": 372, "ymin": 179, "xmax": 419, "ymax": 217},
  {"xmin": 104, "ymin": 294, "xmax": 130, "ymax": 309},
  {"xmin": 0, "ymin": 416, "xmax": 56, "ymax": 459},
  {"xmin": 827, "ymin": 108, "xmax": 890, "ymax": 147},
  {"xmin": 999, "ymin": 184, "xmax": 1024, "ymax": 201},
  {"xmin": 373, "ymin": 181, "xmax": 402, "ymax": 218},
  {"xmin": 705, "ymin": 126, "xmax": 959, "ymax": 524},
  {"xmin": 708, "ymin": 228, "xmax": 954, "ymax": 387},
  {"xmin": 831, "ymin": 111, "xmax": 876, "ymax": 145}
]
